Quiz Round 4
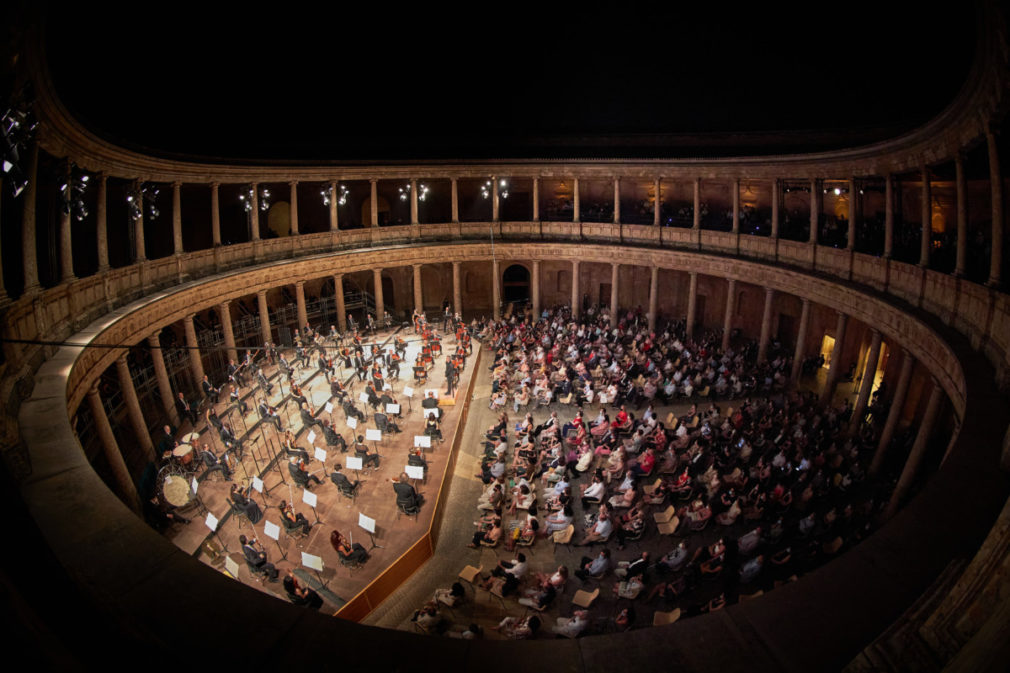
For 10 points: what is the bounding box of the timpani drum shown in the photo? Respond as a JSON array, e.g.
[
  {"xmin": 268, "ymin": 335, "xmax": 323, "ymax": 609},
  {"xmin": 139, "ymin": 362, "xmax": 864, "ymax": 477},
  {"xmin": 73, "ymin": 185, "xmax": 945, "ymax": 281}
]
[
  {"xmin": 162, "ymin": 474, "xmax": 192, "ymax": 508},
  {"xmin": 173, "ymin": 443, "xmax": 194, "ymax": 467},
  {"xmin": 182, "ymin": 431, "xmax": 200, "ymax": 444}
]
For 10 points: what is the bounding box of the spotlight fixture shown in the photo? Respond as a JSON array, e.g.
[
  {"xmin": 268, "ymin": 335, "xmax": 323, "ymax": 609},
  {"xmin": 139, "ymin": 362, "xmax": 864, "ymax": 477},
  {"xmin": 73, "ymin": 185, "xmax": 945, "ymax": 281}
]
[
  {"xmin": 59, "ymin": 163, "xmax": 91, "ymax": 221},
  {"xmin": 418, "ymin": 183, "xmax": 430, "ymax": 201},
  {"xmin": 321, "ymin": 183, "xmax": 348, "ymax": 207},
  {"xmin": 1, "ymin": 85, "xmax": 39, "ymax": 198},
  {"xmin": 398, "ymin": 184, "xmax": 410, "ymax": 201},
  {"xmin": 126, "ymin": 183, "xmax": 160, "ymax": 220},
  {"xmin": 481, "ymin": 179, "xmax": 509, "ymax": 200},
  {"xmin": 239, "ymin": 184, "xmax": 271, "ymax": 213}
]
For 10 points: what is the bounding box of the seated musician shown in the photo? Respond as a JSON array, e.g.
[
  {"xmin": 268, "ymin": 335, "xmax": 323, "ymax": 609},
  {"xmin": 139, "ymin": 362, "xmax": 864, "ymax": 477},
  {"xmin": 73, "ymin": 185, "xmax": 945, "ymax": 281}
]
[
  {"xmin": 330, "ymin": 529, "xmax": 369, "ymax": 565},
  {"xmin": 202, "ymin": 375, "xmax": 220, "ymax": 404},
  {"xmin": 422, "ymin": 391, "xmax": 442, "ymax": 420},
  {"xmin": 353, "ymin": 435, "xmax": 381, "ymax": 469},
  {"xmin": 229, "ymin": 482, "xmax": 262, "ymax": 523},
  {"xmin": 330, "ymin": 378, "xmax": 347, "ymax": 401},
  {"xmin": 321, "ymin": 420, "xmax": 347, "ymax": 452},
  {"xmin": 393, "ymin": 472, "xmax": 423, "ymax": 512},
  {"xmin": 201, "ymin": 443, "xmax": 233, "ymax": 482},
  {"xmin": 282, "ymin": 431, "xmax": 310, "ymax": 463},
  {"xmin": 291, "ymin": 382, "xmax": 308, "ymax": 408},
  {"xmin": 289, "ymin": 457, "xmax": 322, "ymax": 489},
  {"xmin": 424, "ymin": 413, "xmax": 443, "ymax": 443},
  {"xmin": 229, "ymin": 385, "xmax": 248, "ymax": 415},
  {"xmin": 279, "ymin": 500, "xmax": 312, "ymax": 535},
  {"xmin": 300, "ymin": 402, "xmax": 322, "ymax": 429},
  {"xmin": 240, "ymin": 535, "xmax": 278, "ymax": 581},
  {"xmin": 283, "ymin": 570, "xmax": 323, "ymax": 609},
  {"xmin": 329, "ymin": 464, "xmax": 360, "ymax": 494}
]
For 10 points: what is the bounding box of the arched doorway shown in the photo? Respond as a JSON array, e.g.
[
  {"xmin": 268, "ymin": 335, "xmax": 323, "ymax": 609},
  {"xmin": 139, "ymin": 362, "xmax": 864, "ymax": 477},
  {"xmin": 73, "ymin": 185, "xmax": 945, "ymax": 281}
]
[{"xmin": 502, "ymin": 264, "xmax": 530, "ymax": 304}]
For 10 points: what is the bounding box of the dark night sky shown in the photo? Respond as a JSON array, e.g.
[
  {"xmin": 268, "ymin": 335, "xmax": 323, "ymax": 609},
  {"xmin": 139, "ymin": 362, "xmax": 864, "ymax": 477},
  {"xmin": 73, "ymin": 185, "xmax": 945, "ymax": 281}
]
[{"xmin": 42, "ymin": 3, "xmax": 976, "ymax": 162}]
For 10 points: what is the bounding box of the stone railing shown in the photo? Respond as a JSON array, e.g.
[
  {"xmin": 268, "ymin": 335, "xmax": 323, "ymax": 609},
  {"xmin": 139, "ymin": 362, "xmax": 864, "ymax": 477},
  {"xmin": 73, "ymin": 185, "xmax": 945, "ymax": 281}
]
[{"xmin": 8, "ymin": 225, "xmax": 1010, "ymax": 672}]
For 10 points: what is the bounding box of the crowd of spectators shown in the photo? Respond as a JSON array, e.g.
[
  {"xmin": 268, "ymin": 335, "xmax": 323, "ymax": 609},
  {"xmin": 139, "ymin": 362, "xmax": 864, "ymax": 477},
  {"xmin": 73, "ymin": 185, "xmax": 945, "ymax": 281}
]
[{"xmin": 415, "ymin": 302, "xmax": 892, "ymax": 638}]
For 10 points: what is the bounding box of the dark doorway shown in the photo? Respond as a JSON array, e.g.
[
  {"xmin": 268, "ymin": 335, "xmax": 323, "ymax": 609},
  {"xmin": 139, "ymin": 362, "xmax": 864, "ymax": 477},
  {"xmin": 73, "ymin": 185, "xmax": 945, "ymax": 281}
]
[{"xmin": 502, "ymin": 264, "xmax": 530, "ymax": 304}]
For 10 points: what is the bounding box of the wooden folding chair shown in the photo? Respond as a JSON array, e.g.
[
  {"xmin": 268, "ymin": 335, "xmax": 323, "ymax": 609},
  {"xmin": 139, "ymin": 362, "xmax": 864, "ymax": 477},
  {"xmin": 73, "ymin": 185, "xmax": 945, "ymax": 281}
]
[
  {"xmin": 572, "ymin": 587, "xmax": 600, "ymax": 609},
  {"xmin": 652, "ymin": 607, "xmax": 682, "ymax": 626}
]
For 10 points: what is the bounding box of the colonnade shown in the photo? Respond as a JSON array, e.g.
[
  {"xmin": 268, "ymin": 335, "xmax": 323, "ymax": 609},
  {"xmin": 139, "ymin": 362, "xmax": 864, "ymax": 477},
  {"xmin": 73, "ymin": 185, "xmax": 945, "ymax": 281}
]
[
  {"xmin": 82, "ymin": 254, "xmax": 947, "ymax": 526},
  {"xmin": 7, "ymin": 140, "xmax": 1007, "ymax": 303}
]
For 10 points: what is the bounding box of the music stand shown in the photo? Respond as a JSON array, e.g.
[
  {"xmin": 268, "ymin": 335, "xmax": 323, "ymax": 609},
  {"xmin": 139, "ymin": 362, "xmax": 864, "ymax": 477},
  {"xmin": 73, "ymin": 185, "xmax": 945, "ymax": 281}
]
[
  {"xmin": 301, "ymin": 551, "xmax": 329, "ymax": 589},
  {"xmin": 204, "ymin": 511, "xmax": 227, "ymax": 553},
  {"xmin": 385, "ymin": 403, "xmax": 400, "ymax": 417},
  {"xmin": 405, "ymin": 463, "xmax": 425, "ymax": 487},
  {"xmin": 346, "ymin": 416, "xmax": 358, "ymax": 431},
  {"xmin": 413, "ymin": 435, "xmax": 431, "ymax": 455},
  {"xmin": 365, "ymin": 428, "xmax": 382, "ymax": 457},
  {"xmin": 263, "ymin": 520, "xmax": 287, "ymax": 561},
  {"xmin": 306, "ymin": 429, "xmax": 317, "ymax": 447},
  {"xmin": 358, "ymin": 512, "xmax": 383, "ymax": 550},
  {"xmin": 251, "ymin": 476, "xmax": 268, "ymax": 509},
  {"xmin": 223, "ymin": 554, "xmax": 240, "ymax": 580},
  {"xmin": 302, "ymin": 488, "xmax": 322, "ymax": 525},
  {"xmin": 402, "ymin": 386, "xmax": 414, "ymax": 412}
]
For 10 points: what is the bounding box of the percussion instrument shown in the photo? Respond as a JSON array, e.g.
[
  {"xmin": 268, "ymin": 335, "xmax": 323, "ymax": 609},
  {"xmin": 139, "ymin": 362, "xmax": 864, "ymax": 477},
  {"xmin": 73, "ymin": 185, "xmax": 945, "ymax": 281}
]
[
  {"xmin": 162, "ymin": 474, "xmax": 191, "ymax": 508},
  {"xmin": 173, "ymin": 443, "xmax": 194, "ymax": 466},
  {"xmin": 182, "ymin": 431, "xmax": 200, "ymax": 444}
]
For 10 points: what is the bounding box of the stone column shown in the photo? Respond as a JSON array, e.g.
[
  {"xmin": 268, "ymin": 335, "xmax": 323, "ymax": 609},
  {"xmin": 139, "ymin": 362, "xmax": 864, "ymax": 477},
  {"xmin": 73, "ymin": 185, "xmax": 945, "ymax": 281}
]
[
  {"xmin": 847, "ymin": 177, "xmax": 857, "ymax": 250},
  {"xmin": 295, "ymin": 280, "xmax": 308, "ymax": 330},
  {"xmin": 692, "ymin": 178, "xmax": 701, "ymax": 230},
  {"xmin": 531, "ymin": 260, "xmax": 541, "ymax": 318},
  {"xmin": 532, "ymin": 178, "xmax": 540, "ymax": 221},
  {"xmin": 210, "ymin": 182, "xmax": 221, "ymax": 246},
  {"xmin": 369, "ymin": 179, "xmax": 379, "ymax": 227},
  {"xmin": 654, "ymin": 178, "xmax": 661, "ymax": 226},
  {"xmin": 413, "ymin": 263, "xmax": 423, "ymax": 312},
  {"xmin": 289, "ymin": 181, "xmax": 299, "ymax": 235},
  {"xmin": 133, "ymin": 181, "xmax": 146, "ymax": 262},
  {"xmin": 491, "ymin": 259, "xmax": 501, "ymax": 320},
  {"xmin": 955, "ymin": 152, "xmax": 968, "ymax": 276},
  {"xmin": 372, "ymin": 268, "xmax": 384, "ymax": 318},
  {"xmin": 116, "ymin": 354, "xmax": 154, "ymax": 458},
  {"xmin": 96, "ymin": 173, "xmax": 110, "ymax": 271},
  {"xmin": 334, "ymin": 274, "xmax": 347, "ymax": 332},
  {"xmin": 183, "ymin": 314, "xmax": 205, "ymax": 386},
  {"xmin": 870, "ymin": 350, "xmax": 915, "ymax": 476},
  {"xmin": 820, "ymin": 311, "xmax": 848, "ymax": 404},
  {"xmin": 686, "ymin": 271, "xmax": 698, "ymax": 340},
  {"xmin": 87, "ymin": 384, "xmax": 141, "ymax": 514},
  {"xmin": 757, "ymin": 288, "xmax": 775, "ymax": 363},
  {"xmin": 21, "ymin": 141, "xmax": 39, "ymax": 293},
  {"xmin": 572, "ymin": 178, "xmax": 580, "ymax": 223},
  {"xmin": 919, "ymin": 165, "xmax": 931, "ymax": 267},
  {"xmin": 790, "ymin": 298, "xmax": 811, "ymax": 383},
  {"xmin": 731, "ymin": 178, "xmax": 740, "ymax": 234},
  {"xmin": 721, "ymin": 279, "xmax": 736, "ymax": 351},
  {"xmin": 571, "ymin": 260, "xmax": 581, "ymax": 318},
  {"xmin": 148, "ymin": 334, "xmax": 179, "ymax": 426},
  {"xmin": 257, "ymin": 290, "xmax": 271, "ymax": 344},
  {"xmin": 609, "ymin": 263, "xmax": 619, "ymax": 327},
  {"xmin": 770, "ymin": 178, "xmax": 780, "ymax": 239},
  {"xmin": 172, "ymin": 181, "xmax": 183, "ymax": 254},
  {"xmin": 884, "ymin": 174, "xmax": 894, "ymax": 259},
  {"xmin": 59, "ymin": 163, "xmax": 76, "ymax": 282},
  {"xmin": 452, "ymin": 262, "xmax": 462, "ymax": 316},
  {"xmin": 849, "ymin": 329, "xmax": 882, "ymax": 434},
  {"xmin": 809, "ymin": 178, "xmax": 820, "ymax": 245},
  {"xmin": 883, "ymin": 379, "xmax": 944, "ymax": 521},
  {"xmin": 450, "ymin": 178, "xmax": 459, "ymax": 223},
  {"xmin": 492, "ymin": 176, "xmax": 500, "ymax": 222},
  {"xmin": 613, "ymin": 177, "xmax": 621, "ymax": 224},
  {"xmin": 219, "ymin": 301, "xmax": 237, "ymax": 363},
  {"xmin": 647, "ymin": 266, "xmax": 659, "ymax": 331},
  {"xmin": 249, "ymin": 184, "xmax": 260, "ymax": 241},
  {"xmin": 986, "ymin": 127, "xmax": 1003, "ymax": 286},
  {"xmin": 329, "ymin": 180, "xmax": 339, "ymax": 231},
  {"xmin": 410, "ymin": 178, "xmax": 419, "ymax": 225}
]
